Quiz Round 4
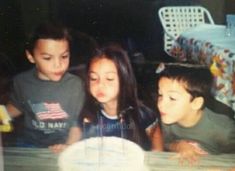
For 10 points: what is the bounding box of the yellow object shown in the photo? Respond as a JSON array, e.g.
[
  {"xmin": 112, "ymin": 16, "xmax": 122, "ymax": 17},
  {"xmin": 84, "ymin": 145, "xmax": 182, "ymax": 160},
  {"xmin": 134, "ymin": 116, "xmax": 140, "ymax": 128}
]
[
  {"xmin": 210, "ymin": 56, "xmax": 226, "ymax": 78},
  {"xmin": 210, "ymin": 61, "xmax": 221, "ymax": 77},
  {"xmin": 0, "ymin": 105, "xmax": 12, "ymax": 132}
]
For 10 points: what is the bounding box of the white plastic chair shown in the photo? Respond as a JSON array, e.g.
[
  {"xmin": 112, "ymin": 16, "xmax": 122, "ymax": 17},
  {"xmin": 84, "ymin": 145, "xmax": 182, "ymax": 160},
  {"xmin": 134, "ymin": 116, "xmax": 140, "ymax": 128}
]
[{"xmin": 158, "ymin": 6, "xmax": 215, "ymax": 55}]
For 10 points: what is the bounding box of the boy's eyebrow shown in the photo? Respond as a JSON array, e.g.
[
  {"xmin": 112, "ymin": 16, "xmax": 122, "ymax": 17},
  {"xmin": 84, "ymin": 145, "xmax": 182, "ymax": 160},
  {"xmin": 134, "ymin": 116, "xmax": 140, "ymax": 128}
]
[
  {"xmin": 40, "ymin": 50, "xmax": 69, "ymax": 56},
  {"xmin": 40, "ymin": 52, "xmax": 52, "ymax": 56},
  {"xmin": 61, "ymin": 49, "xmax": 69, "ymax": 54},
  {"xmin": 159, "ymin": 89, "xmax": 181, "ymax": 94},
  {"xmin": 59, "ymin": 49, "xmax": 70, "ymax": 56}
]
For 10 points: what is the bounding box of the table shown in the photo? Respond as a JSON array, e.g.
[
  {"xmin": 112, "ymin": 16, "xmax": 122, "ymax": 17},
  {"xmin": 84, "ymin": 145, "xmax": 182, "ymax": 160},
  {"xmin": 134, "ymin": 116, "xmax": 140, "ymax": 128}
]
[
  {"xmin": 3, "ymin": 147, "xmax": 235, "ymax": 171},
  {"xmin": 3, "ymin": 147, "xmax": 58, "ymax": 171},
  {"xmin": 170, "ymin": 24, "xmax": 235, "ymax": 112}
]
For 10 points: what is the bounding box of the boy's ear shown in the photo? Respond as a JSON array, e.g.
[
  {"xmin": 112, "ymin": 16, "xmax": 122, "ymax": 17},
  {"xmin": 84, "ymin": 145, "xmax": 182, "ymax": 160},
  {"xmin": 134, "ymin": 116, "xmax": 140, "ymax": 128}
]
[
  {"xmin": 25, "ymin": 50, "xmax": 35, "ymax": 64},
  {"xmin": 191, "ymin": 96, "xmax": 204, "ymax": 110}
]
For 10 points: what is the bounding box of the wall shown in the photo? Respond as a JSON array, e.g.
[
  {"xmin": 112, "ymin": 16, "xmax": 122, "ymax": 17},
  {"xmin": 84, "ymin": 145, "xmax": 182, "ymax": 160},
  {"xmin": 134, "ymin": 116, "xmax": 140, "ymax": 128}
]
[{"xmin": 199, "ymin": 0, "xmax": 225, "ymax": 24}]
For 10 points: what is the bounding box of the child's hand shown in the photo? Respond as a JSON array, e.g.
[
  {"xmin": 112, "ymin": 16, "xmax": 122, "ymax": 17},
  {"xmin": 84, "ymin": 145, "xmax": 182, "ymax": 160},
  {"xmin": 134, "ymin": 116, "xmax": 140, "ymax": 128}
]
[
  {"xmin": 0, "ymin": 105, "xmax": 12, "ymax": 132},
  {"xmin": 172, "ymin": 140, "xmax": 208, "ymax": 166},
  {"xmin": 48, "ymin": 144, "xmax": 68, "ymax": 153}
]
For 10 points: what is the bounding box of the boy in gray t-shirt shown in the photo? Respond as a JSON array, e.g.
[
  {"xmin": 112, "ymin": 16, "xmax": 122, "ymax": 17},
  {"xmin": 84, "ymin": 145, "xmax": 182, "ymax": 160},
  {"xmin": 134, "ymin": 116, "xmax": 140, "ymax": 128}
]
[
  {"xmin": 156, "ymin": 63, "xmax": 235, "ymax": 164},
  {"xmin": 6, "ymin": 22, "xmax": 84, "ymax": 153}
]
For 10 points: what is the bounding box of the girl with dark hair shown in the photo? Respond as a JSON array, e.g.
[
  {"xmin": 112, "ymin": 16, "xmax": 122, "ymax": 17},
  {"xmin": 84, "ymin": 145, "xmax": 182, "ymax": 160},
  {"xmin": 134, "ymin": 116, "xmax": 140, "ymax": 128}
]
[{"xmin": 78, "ymin": 44, "xmax": 163, "ymax": 150}]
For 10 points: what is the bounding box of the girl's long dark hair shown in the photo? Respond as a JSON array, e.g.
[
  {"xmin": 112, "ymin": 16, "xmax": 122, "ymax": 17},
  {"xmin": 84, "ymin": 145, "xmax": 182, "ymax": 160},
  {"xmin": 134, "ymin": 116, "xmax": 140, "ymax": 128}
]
[{"xmin": 79, "ymin": 44, "xmax": 150, "ymax": 149}]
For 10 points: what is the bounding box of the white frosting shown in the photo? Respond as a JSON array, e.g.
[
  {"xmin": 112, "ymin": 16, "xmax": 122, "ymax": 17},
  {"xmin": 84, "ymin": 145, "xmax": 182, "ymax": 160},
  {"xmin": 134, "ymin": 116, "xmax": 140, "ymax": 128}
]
[{"xmin": 58, "ymin": 137, "xmax": 148, "ymax": 171}]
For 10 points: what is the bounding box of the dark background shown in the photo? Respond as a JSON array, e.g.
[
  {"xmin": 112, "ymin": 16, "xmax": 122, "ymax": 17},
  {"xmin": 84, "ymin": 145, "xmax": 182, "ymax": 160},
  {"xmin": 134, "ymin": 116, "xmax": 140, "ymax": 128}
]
[
  {"xmin": 0, "ymin": 0, "xmax": 234, "ymax": 108},
  {"xmin": 0, "ymin": 0, "xmax": 207, "ymax": 73}
]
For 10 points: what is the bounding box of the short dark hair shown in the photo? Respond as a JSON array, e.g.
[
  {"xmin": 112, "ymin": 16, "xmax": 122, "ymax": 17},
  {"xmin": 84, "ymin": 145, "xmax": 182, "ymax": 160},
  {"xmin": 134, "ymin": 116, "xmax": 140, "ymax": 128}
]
[
  {"xmin": 157, "ymin": 63, "xmax": 214, "ymax": 107},
  {"xmin": 25, "ymin": 21, "xmax": 71, "ymax": 55}
]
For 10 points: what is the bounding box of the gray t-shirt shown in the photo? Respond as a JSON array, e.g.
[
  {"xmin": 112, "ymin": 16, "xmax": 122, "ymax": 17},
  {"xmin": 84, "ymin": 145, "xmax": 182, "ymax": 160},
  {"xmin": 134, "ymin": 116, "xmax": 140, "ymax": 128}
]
[
  {"xmin": 162, "ymin": 108, "xmax": 235, "ymax": 154},
  {"xmin": 10, "ymin": 68, "xmax": 85, "ymax": 147}
]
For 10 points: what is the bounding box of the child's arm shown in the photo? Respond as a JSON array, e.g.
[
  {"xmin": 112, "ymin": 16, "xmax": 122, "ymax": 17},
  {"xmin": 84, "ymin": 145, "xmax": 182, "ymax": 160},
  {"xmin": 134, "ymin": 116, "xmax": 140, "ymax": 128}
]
[
  {"xmin": 49, "ymin": 126, "xmax": 83, "ymax": 153},
  {"xmin": 146, "ymin": 125, "xmax": 164, "ymax": 151},
  {"xmin": 0, "ymin": 105, "xmax": 12, "ymax": 132},
  {"xmin": 167, "ymin": 140, "xmax": 208, "ymax": 165},
  {"xmin": 6, "ymin": 103, "xmax": 22, "ymax": 118},
  {"xmin": 65, "ymin": 126, "xmax": 83, "ymax": 145},
  {"xmin": 0, "ymin": 103, "xmax": 22, "ymax": 132}
]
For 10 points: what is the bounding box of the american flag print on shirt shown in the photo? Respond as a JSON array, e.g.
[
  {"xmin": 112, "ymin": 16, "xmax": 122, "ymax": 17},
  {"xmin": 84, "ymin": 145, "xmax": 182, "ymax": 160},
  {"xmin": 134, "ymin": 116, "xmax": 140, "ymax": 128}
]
[{"xmin": 32, "ymin": 102, "xmax": 69, "ymax": 121}]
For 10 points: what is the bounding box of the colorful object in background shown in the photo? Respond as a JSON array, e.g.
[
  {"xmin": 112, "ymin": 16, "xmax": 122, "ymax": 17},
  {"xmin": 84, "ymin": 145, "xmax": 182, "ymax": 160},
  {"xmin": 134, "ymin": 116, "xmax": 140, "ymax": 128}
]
[
  {"xmin": 170, "ymin": 24, "xmax": 235, "ymax": 111},
  {"xmin": 0, "ymin": 105, "xmax": 12, "ymax": 132},
  {"xmin": 210, "ymin": 55, "xmax": 226, "ymax": 78}
]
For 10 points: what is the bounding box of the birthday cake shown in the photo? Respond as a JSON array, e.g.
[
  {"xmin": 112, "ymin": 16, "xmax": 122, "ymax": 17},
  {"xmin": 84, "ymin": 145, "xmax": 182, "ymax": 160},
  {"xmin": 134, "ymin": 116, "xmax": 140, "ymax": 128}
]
[{"xmin": 58, "ymin": 137, "xmax": 148, "ymax": 171}]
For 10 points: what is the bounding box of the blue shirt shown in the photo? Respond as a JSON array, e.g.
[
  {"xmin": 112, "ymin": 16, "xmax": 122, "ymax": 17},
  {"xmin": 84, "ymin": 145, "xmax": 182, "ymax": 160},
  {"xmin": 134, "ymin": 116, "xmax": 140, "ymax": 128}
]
[{"xmin": 81, "ymin": 106, "xmax": 158, "ymax": 140}]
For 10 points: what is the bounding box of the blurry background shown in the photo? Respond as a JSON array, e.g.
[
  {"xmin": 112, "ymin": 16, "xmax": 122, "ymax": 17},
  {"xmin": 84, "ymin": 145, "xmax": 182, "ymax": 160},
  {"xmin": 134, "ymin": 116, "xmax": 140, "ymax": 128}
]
[
  {"xmin": 0, "ymin": 0, "xmax": 235, "ymax": 109},
  {"xmin": 1, "ymin": 0, "xmax": 234, "ymax": 72}
]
